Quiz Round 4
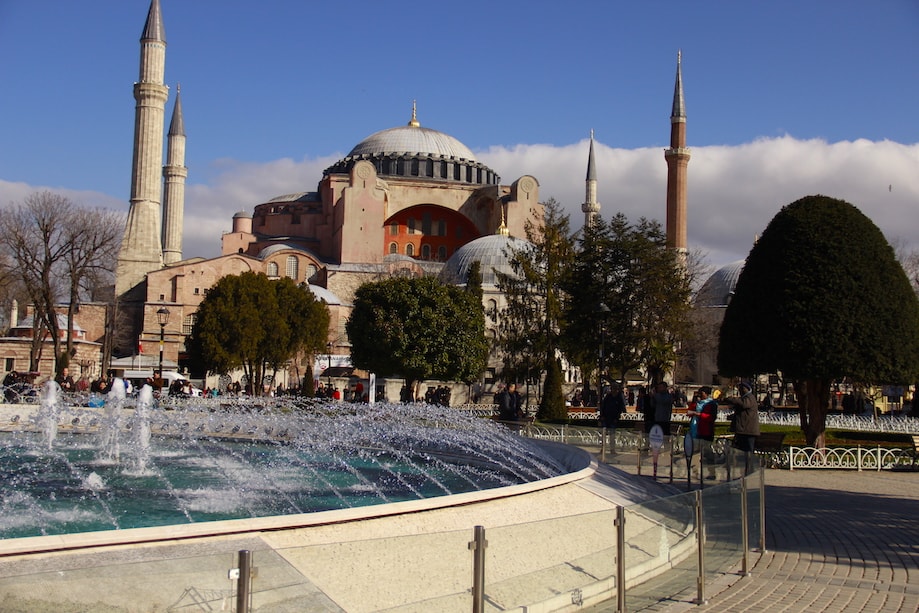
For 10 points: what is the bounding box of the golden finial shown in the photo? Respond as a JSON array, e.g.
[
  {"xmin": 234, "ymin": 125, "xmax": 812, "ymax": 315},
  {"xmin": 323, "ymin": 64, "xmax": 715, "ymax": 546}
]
[
  {"xmin": 407, "ymin": 100, "xmax": 420, "ymax": 127},
  {"xmin": 497, "ymin": 191, "xmax": 509, "ymax": 236}
]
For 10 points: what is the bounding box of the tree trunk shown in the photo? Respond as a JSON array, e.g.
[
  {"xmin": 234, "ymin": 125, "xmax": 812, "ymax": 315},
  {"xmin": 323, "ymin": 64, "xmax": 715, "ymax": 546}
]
[{"xmin": 795, "ymin": 378, "xmax": 831, "ymax": 447}]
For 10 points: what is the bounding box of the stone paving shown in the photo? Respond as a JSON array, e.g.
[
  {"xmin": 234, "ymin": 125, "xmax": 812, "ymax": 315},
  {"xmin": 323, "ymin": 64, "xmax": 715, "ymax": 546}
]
[{"xmin": 585, "ymin": 454, "xmax": 919, "ymax": 612}]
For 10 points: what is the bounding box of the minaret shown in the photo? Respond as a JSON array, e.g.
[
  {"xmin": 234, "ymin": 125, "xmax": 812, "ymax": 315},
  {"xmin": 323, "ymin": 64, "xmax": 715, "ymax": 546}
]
[
  {"xmin": 162, "ymin": 85, "xmax": 186, "ymax": 265},
  {"xmin": 581, "ymin": 130, "xmax": 600, "ymax": 228},
  {"xmin": 664, "ymin": 50, "xmax": 690, "ymax": 253},
  {"xmin": 116, "ymin": 0, "xmax": 168, "ymax": 295}
]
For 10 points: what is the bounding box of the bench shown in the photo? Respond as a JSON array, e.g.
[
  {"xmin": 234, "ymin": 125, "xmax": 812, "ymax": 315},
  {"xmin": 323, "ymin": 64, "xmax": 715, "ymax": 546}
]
[
  {"xmin": 754, "ymin": 432, "xmax": 786, "ymax": 453},
  {"xmin": 754, "ymin": 432, "xmax": 787, "ymax": 468},
  {"xmin": 908, "ymin": 435, "xmax": 919, "ymax": 467}
]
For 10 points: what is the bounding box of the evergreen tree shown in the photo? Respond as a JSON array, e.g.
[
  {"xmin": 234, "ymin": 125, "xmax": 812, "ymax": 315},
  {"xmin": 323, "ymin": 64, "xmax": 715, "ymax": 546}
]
[
  {"xmin": 718, "ymin": 195, "xmax": 919, "ymax": 446},
  {"xmin": 186, "ymin": 272, "xmax": 330, "ymax": 395},
  {"xmin": 495, "ymin": 198, "xmax": 574, "ymax": 417},
  {"xmin": 347, "ymin": 276, "xmax": 488, "ymax": 396}
]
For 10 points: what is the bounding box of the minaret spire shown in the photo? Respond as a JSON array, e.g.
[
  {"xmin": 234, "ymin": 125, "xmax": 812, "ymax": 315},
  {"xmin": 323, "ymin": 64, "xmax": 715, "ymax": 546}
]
[
  {"xmin": 162, "ymin": 85, "xmax": 187, "ymax": 265},
  {"xmin": 664, "ymin": 50, "xmax": 690, "ymax": 254},
  {"xmin": 116, "ymin": 0, "xmax": 168, "ymax": 294},
  {"xmin": 581, "ymin": 130, "xmax": 600, "ymax": 228}
]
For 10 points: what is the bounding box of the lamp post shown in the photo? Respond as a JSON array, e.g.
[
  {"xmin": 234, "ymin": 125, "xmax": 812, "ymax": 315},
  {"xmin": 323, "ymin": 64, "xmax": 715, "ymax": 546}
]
[
  {"xmin": 156, "ymin": 307, "xmax": 170, "ymax": 391},
  {"xmin": 597, "ymin": 302, "xmax": 610, "ymax": 396},
  {"xmin": 327, "ymin": 341, "xmax": 333, "ymax": 388}
]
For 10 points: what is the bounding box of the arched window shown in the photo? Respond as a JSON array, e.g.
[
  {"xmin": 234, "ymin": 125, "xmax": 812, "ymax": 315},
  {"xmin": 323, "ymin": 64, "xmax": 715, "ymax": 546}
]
[
  {"xmin": 437, "ymin": 246, "xmax": 447, "ymax": 261},
  {"xmin": 267, "ymin": 262, "xmax": 279, "ymax": 277},
  {"xmin": 306, "ymin": 264, "xmax": 318, "ymax": 281},
  {"xmin": 406, "ymin": 243, "xmax": 414, "ymax": 257},
  {"xmin": 286, "ymin": 256, "xmax": 299, "ymax": 279},
  {"xmin": 389, "ymin": 242, "xmax": 398, "ymax": 254},
  {"xmin": 421, "ymin": 244, "xmax": 431, "ymax": 260}
]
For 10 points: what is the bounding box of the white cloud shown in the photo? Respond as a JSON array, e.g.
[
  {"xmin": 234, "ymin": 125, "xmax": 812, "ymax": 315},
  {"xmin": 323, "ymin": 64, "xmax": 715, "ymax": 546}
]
[{"xmin": 3, "ymin": 138, "xmax": 917, "ymax": 273}]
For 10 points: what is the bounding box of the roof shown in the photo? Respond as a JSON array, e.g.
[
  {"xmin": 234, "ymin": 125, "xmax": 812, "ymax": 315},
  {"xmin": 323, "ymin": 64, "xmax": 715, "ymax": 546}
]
[
  {"xmin": 440, "ymin": 234, "xmax": 530, "ymax": 286},
  {"xmin": 697, "ymin": 259, "xmax": 745, "ymax": 307},
  {"xmin": 347, "ymin": 125, "xmax": 477, "ymax": 162}
]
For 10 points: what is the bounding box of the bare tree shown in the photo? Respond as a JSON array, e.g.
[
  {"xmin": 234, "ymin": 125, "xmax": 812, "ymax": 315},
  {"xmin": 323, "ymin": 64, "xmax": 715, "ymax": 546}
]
[{"xmin": 0, "ymin": 191, "xmax": 122, "ymax": 375}]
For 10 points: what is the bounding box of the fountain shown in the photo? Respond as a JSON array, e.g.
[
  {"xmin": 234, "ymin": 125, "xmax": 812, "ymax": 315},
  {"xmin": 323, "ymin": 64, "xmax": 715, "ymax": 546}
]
[{"xmin": 0, "ymin": 390, "xmax": 570, "ymax": 540}]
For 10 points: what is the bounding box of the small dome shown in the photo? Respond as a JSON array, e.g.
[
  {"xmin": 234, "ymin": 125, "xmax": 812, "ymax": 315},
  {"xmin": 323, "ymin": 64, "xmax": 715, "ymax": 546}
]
[
  {"xmin": 308, "ymin": 284, "xmax": 342, "ymax": 306},
  {"xmin": 348, "ymin": 125, "xmax": 477, "ymax": 161},
  {"xmin": 232, "ymin": 211, "xmax": 251, "ymax": 219},
  {"xmin": 441, "ymin": 234, "xmax": 530, "ymax": 286},
  {"xmin": 698, "ymin": 260, "xmax": 745, "ymax": 307}
]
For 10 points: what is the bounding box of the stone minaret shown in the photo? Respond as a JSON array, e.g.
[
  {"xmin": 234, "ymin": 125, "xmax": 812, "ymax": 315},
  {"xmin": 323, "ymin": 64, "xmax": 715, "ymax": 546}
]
[
  {"xmin": 162, "ymin": 85, "xmax": 186, "ymax": 265},
  {"xmin": 116, "ymin": 0, "xmax": 167, "ymax": 295},
  {"xmin": 581, "ymin": 130, "xmax": 600, "ymax": 229},
  {"xmin": 664, "ymin": 50, "xmax": 690, "ymax": 253}
]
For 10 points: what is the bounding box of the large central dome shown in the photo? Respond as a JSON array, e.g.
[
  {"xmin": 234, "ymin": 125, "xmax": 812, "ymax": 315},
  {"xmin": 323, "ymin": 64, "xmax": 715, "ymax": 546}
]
[
  {"xmin": 323, "ymin": 105, "xmax": 498, "ymax": 186},
  {"xmin": 348, "ymin": 125, "xmax": 476, "ymax": 161}
]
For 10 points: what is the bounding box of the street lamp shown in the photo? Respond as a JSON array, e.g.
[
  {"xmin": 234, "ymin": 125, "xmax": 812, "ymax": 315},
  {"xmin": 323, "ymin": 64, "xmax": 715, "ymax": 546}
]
[
  {"xmin": 156, "ymin": 307, "xmax": 170, "ymax": 390},
  {"xmin": 327, "ymin": 341, "xmax": 333, "ymax": 388}
]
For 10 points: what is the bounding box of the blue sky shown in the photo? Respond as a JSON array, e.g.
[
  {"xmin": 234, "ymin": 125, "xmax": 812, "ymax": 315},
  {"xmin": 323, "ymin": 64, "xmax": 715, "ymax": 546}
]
[{"xmin": 1, "ymin": 0, "xmax": 918, "ymax": 269}]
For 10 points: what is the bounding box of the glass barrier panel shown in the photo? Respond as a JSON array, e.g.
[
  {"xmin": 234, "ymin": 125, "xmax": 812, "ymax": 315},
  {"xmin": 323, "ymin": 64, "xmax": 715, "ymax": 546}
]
[
  {"xmin": 622, "ymin": 488, "xmax": 698, "ymax": 611},
  {"xmin": 483, "ymin": 509, "xmax": 619, "ymax": 611},
  {"xmin": 700, "ymin": 479, "xmax": 743, "ymax": 586},
  {"xmin": 0, "ymin": 546, "xmax": 242, "ymax": 610},
  {"xmin": 262, "ymin": 526, "xmax": 473, "ymax": 612}
]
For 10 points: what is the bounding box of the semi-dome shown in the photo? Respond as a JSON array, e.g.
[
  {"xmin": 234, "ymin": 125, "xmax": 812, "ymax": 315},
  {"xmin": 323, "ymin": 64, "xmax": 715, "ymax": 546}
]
[
  {"xmin": 441, "ymin": 234, "xmax": 530, "ymax": 286},
  {"xmin": 697, "ymin": 259, "xmax": 745, "ymax": 307}
]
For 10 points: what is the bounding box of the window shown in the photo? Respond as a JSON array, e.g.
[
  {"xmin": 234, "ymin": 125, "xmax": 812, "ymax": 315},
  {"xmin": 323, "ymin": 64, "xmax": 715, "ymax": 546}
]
[
  {"xmin": 182, "ymin": 314, "xmax": 196, "ymax": 335},
  {"xmin": 286, "ymin": 256, "xmax": 298, "ymax": 279},
  {"xmin": 5, "ymin": 357, "xmax": 14, "ymax": 372},
  {"xmin": 194, "ymin": 288, "xmax": 200, "ymax": 295},
  {"xmin": 408, "ymin": 218, "xmax": 416, "ymax": 234},
  {"xmin": 437, "ymin": 219, "xmax": 446, "ymax": 236},
  {"xmin": 406, "ymin": 243, "xmax": 414, "ymax": 257},
  {"xmin": 422, "ymin": 212, "xmax": 431, "ymax": 235},
  {"xmin": 421, "ymin": 244, "xmax": 431, "ymax": 260},
  {"xmin": 306, "ymin": 264, "xmax": 317, "ymax": 281},
  {"xmin": 390, "ymin": 223, "xmax": 398, "ymax": 235},
  {"xmin": 438, "ymin": 246, "xmax": 446, "ymax": 261},
  {"xmin": 389, "ymin": 242, "xmax": 398, "ymax": 254},
  {"xmin": 267, "ymin": 262, "xmax": 279, "ymax": 277}
]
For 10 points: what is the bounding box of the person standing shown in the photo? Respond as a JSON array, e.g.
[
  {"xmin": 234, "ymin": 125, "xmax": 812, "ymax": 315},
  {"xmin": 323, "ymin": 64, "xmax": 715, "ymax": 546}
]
[
  {"xmin": 687, "ymin": 385, "xmax": 718, "ymax": 480},
  {"xmin": 728, "ymin": 381, "xmax": 760, "ymax": 474},
  {"xmin": 651, "ymin": 382, "xmax": 674, "ymax": 434},
  {"xmin": 497, "ymin": 383, "xmax": 521, "ymax": 425},
  {"xmin": 600, "ymin": 384, "xmax": 626, "ymax": 453}
]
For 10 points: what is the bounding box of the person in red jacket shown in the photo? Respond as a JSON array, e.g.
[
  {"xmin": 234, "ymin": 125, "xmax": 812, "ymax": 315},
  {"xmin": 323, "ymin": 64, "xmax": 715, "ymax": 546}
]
[{"xmin": 687, "ymin": 386, "xmax": 718, "ymax": 480}]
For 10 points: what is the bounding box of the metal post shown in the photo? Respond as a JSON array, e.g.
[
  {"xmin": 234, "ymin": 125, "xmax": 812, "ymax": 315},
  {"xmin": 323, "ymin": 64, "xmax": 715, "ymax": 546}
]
[
  {"xmin": 740, "ymin": 474, "xmax": 750, "ymax": 576},
  {"xmin": 600, "ymin": 427, "xmax": 607, "ymax": 463},
  {"xmin": 694, "ymin": 490, "xmax": 707, "ymax": 605},
  {"xmin": 470, "ymin": 525, "xmax": 487, "ymax": 613},
  {"xmin": 857, "ymin": 445, "xmax": 862, "ymax": 471},
  {"xmin": 615, "ymin": 505, "xmax": 626, "ymax": 613},
  {"xmin": 759, "ymin": 464, "xmax": 766, "ymax": 552},
  {"xmin": 236, "ymin": 549, "xmax": 252, "ymax": 613}
]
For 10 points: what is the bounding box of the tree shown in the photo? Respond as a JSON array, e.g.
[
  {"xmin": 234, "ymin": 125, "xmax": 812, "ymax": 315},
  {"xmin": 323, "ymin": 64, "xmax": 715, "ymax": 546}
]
[
  {"xmin": 496, "ymin": 198, "xmax": 574, "ymax": 420},
  {"xmin": 563, "ymin": 213, "xmax": 693, "ymax": 388},
  {"xmin": 186, "ymin": 272, "xmax": 330, "ymax": 395},
  {"xmin": 346, "ymin": 276, "xmax": 488, "ymax": 396},
  {"xmin": 718, "ymin": 195, "xmax": 919, "ymax": 446},
  {"xmin": 0, "ymin": 191, "xmax": 122, "ymax": 374}
]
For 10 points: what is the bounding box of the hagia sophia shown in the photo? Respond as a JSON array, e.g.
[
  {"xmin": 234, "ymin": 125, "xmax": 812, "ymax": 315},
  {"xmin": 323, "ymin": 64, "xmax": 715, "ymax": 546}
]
[{"xmin": 4, "ymin": 0, "xmax": 723, "ymax": 397}]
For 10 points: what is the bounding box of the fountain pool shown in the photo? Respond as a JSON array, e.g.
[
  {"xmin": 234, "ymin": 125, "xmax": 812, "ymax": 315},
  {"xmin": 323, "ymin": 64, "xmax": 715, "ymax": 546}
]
[{"xmin": 0, "ymin": 387, "xmax": 567, "ymax": 540}]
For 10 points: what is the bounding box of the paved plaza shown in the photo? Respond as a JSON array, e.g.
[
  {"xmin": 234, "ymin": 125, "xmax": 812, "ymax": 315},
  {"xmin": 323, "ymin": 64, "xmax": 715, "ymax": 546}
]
[{"xmin": 587, "ymin": 455, "xmax": 919, "ymax": 612}]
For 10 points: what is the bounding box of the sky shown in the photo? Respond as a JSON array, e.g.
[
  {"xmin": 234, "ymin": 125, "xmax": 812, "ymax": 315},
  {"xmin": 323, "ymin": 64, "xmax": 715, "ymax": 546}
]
[{"xmin": 1, "ymin": 0, "xmax": 917, "ymax": 272}]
